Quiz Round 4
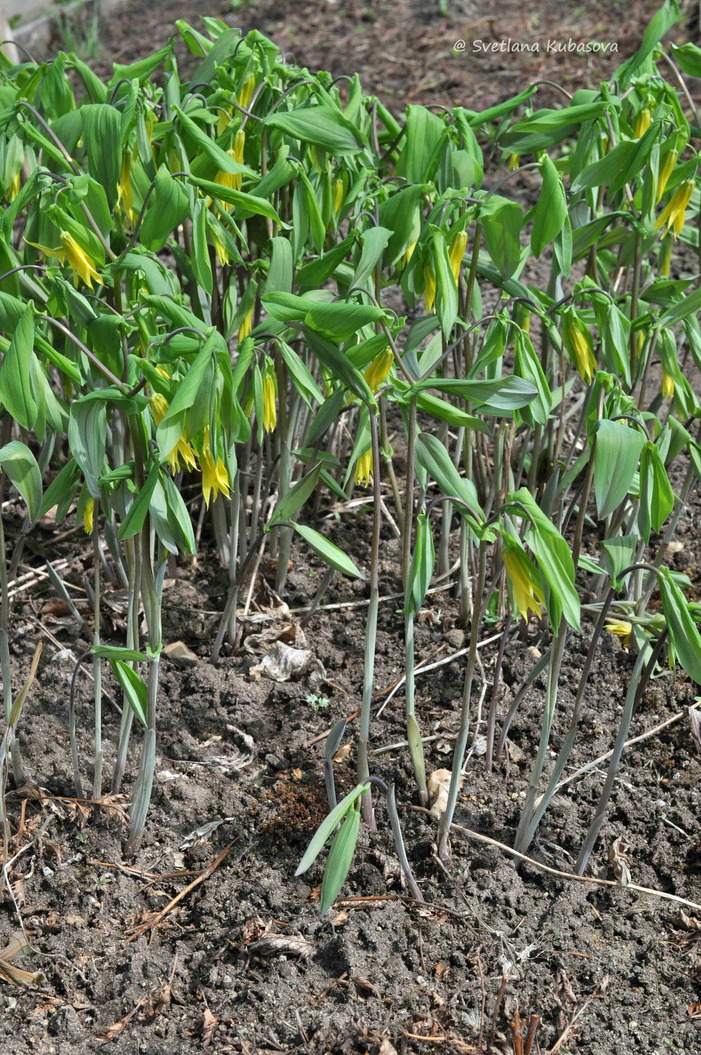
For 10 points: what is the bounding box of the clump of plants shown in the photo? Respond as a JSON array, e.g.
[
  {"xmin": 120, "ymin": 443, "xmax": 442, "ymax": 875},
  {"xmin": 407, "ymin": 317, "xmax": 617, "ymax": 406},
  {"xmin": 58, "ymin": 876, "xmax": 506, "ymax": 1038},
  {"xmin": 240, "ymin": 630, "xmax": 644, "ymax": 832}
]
[{"xmin": 0, "ymin": 2, "xmax": 699, "ymax": 912}]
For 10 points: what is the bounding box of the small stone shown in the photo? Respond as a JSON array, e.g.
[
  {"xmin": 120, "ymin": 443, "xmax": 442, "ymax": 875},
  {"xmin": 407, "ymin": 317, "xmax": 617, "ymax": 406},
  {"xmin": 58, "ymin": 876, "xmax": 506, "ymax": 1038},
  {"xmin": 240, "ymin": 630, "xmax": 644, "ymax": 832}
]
[{"xmin": 163, "ymin": 641, "xmax": 199, "ymax": 667}]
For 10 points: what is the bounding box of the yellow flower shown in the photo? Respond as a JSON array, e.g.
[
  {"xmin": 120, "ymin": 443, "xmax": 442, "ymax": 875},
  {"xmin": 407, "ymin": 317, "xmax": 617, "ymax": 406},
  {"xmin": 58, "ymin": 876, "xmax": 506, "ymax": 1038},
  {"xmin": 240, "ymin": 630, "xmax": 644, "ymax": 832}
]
[
  {"xmin": 633, "ymin": 108, "xmax": 651, "ymax": 139},
  {"xmin": 29, "ymin": 232, "xmax": 103, "ymax": 288},
  {"xmin": 656, "ymin": 149, "xmax": 678, "ymax": 204},
  {"xmin": 354, "ymin": 447, "xmax": 373, "ymax": 488},
  {"xmin": 212, "ymin": 229, "xmax": 230, "ymax": 267},
  {"xmin": 215, "ymin": 130, "xmax": 245, "ymax": 194},
  {"xmin": 238, "ymin": 304, "xmax": 254, "ymax": 343},
  {"xmin": 150, "ymin": 393, "xmax": 198, "ymax": 473},
  {"xmin": 502, "ymin": 538, "xmax": 544, "ymax": 622},
  {"xmin": 605, "ymin": 619, "xmax": 633, "ymax": 647},
  {"xmin": 83, "ymin": 497, "xmax": 95, "ymax": 535},
  {"xmin": 118, "ymin": 152, "xmax": 136, "ymax": 225},
  {"xmin": 508, "ymin": 153, "xmax": 520, "ymax": 171},
  {"xmin": 7, "ymin": 172, "xmax": 20, "ymax": 201},
  {"xmin": 655, "ymin": 179, "xmax": 694, "ymax": 239},
  {"xmin": 363, "ymin": 347, "xmax": 394, "ymax": 393},
  {"xmin": 662, "ymin": 369, "xmax": 675, "ymax": 399},
  {"xmin": 333, "ymin": 178, "xmax": 344, "ymax": 214},
  {"xmin": 200, "ymin": 428, "xmax": 231, "ymax": 508},
  {"xmin": 61, "ymin": 232, "xmax": 102, "ymax": 288},
  {"xmin": 448, "ymin": 230, "xmax": 467, "ymax": 285},
  {"xmin": 217, "ymin": 107, "xmax": 232, "ymax": 136},
  {"xmin": 262, "ymin": 368, "xmax": 277, "ymax": 433},
  {"xmin": 401, "ymin": 240, "xmax": 417, "ymax": 268},
  {"xmin": 424, "ymin": 264, "xmax": 436, "ymax": 314},
  {"xmin": 562, "ymin": 309, "xmax": 597, "ymax": 384},
  {"xmin": 237, "ymin": 74, "xmax": 256, "ymax": 110}
]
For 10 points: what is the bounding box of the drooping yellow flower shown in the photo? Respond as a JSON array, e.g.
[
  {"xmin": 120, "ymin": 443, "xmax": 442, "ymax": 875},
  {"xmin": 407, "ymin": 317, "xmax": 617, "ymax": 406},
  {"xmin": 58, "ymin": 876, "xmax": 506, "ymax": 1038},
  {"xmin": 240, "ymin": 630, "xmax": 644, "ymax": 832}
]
[
  {"xmin": 83, "ymin": 497, "xmax": 95, "ymax": 535},
  {"xmin": 502, "ymin": 537, "xmax": 544, "ymax": 622},
  {"xmin": 262, "ymin": 367, "xmax": 277, "ymax": 433},
  {"xmin": 118, "ymin": 151, "xmax": 135, "ymax": 223},
  {"xmin": 605, "ymin": 619, "xmax": 633, "ymax": 647},
  {"xmin": 238, "ymin": 304, "xmax": 254, "ymax": 343},
  {"xmin": 217, "ymin": 107, "xmax": 232, "ymax": 136},
  {"xmin": 655, "ymin": 179, "xmax": 694, "ymax": 239},
  {"xmin": 633, "ymin": 107, "xmax": 651, "ymax": 139},
  {"xmin": 28, "ymin": 232, "xmax": 103, "ymax": 288},
  {"xmin": 562, "ymin": 309, "xmax": 597, "ymax": 384},
  {"xmin": 363, "ymin": 347, "xmax": 394, "ymax": 393},
  {"xmin": 333, "ymin": 178, "xmax": 344, "ymax": 214},
  {"xmin": 656, "ymin": 149, "xmax": 678, "ymax": 204},
  {"xmin": 424, "ymin": 264, "xmax": 436, "ymax": 314},
  {"xmin": 354, "ymin": 447, "xmax": 373, "ymax": 488},
  {"xmin": 237, "ymin": 74, "xmax": 256, "ymax": 110},
  {"xmin": 508, "ymin": 153, "xmax": 520, "ymax": 171},
  {"xmin": 215, "ymin": 130, "xmax": 245, "ymax": 194},
  {"xmin": 662, "ymin": 369, "xmax": 675, "ymax": 399},
  {"xmin": 150, "ymin": 392, "xmax": 198, "ymax": 473},
  {"xmin": 61, "ymin": 232, "xmax": 102, "ymax": 288},
  {"xmin": 200, "ymin": 427, "xmax": 231, "ymax": 508},
  {"xmin": 448, "ymin": 230, "xmax": 467, "ymax": 285},
  {"xmin": 401, "ymin": 240, "xmax": 417, "ymax": 268},
  {"xmin": 7, "ymin": 172, "xmax": 20, "ymax": 201}
]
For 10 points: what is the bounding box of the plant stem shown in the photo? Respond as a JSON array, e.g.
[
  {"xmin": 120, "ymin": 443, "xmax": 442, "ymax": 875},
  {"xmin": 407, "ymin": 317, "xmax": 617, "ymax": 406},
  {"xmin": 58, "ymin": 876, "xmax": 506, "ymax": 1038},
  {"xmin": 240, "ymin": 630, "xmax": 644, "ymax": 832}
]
[
  {"xmin": 437, "ymin": 536, "xmax": 488, "ymax": 863},
  {"xmin": 358, "ymin": 412, "xmax": 381, "ymax": 830},
  {"xmin": 91, "ymin": 518, "xmax": 102, "ymax": 799},
  {"xmin": 576, "ymin": 632, "xmax": 666, "ymax": 874}
]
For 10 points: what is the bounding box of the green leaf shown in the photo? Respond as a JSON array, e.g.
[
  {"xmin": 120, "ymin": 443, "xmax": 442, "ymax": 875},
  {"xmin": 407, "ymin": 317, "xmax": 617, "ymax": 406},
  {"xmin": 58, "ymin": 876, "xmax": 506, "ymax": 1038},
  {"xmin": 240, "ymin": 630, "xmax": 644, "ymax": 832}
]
[
  {"xmin": 638, "ymin": 441, "xmax": 675, "ymax": 543},
  {"xmin": 296, "ymin": 782, "xmax": 369, "ymax": 875},
  {"xmin": 291, "ymin": 521, "xmax": 363, "ymax": 579},
  {"xmin": 68, "ymin": 397, "xmax": 107, "ymax": 499},
  {"xmin": 262, "ymin": 105, "xmax": 366, "ymax": 155},
  {"xmin": 81, "ymin": 104, "xmax": 122, "ymax": 209},
  {"xmin": 411, "ymin": 375, "xmax": 537, "ymax": 412},
  {"xmin": 161, "ymin": 472, "xmax": 197, "ymax": 556},
  {"xmin": 659, "ymin": 287, "xmax": 701, "ymax": 327},
  {"xmin": 304, "ymin": 301, "xmax": 384, "ymax": 343},
  {"xmin": 140, "ymin": 165, "xmax": 191, "ymax": 252},
  {"xmin": 0, "ymin": 307, "xmax": 39, "ymax": 430},
  {"xmin": 303, "ymin": 327, "xmax": 375, "ymax": 405},
  {"xmin": 658, "ymin": 566, "xmax": 701, "ymax": 685},
  {"xmin": 615, "ymin": 0, "xmax": 682, "ymax": 84},
  {"xmin": 156, "ymin": 332, "xmax": 215, "ymax": 459},
  {"xmin": 277, "ymin": 341, "xmax": 324, "ymax": 407},
  {"xmin": 593, "ymin": 420, "xmax": 645, "ymax": 518},
  {"xmin": 405, "ymin": 511, "xmax": 434, "ymax": 616},
  {"xmin": 507, "ymin": 487, "xmax": 580, "ymax": 629},
  {"xmin": 319, "ymin": 802, "xmax": 361, "ymax": 913},
  {"xmin": 268, "ymin": 464, "xmax": 322, "ymax": 527},
  {"xmin": 91, "ymin": 644, "xmax": 149, "ymax": 662},
  {"xmin": 39, "ymin": 458, "xmax": 82, "ymax": 521},
  {"xmin": 396, "ymin": 105, "xmax": 447, "ymax": 183},
  {"xmin": 480, "ymin": 196, "xmax": 523, "ymax": 279},
  {"xmin": 351, "ymin": 226, "xmax": 392, "ymax": 289},
  {"xmin": 531, "ymin": 154, "xmax": 567, "ymax": 257},
  {"xmin": 174, "ymin": 104, "xmax": 254, "ymax": 177},
  {"xmin": 601, "ymin": 535, "xmax": 638, "ymax": 589},
  {"xmin": 188, "ymin": 177, "xmax": 284, "ymax": 224},
  {"xmin": 0, "ymin": 441, "xmax": 42, "ymax": 522},
  {"xmin": 671, "ymin": 42, "xmax": 701, "ymax": 78},
  {"xmin": 500, "ymin": 102, "xmax": 608, "ymax": 153},
  {"xmin": 190, "ymin": 197, "xmax": 213, "ymax": 295},
  {"xmin": 110, "ymin": 659, "xmax": 148, "ymax": 727},
  {"xmin": 415, "ymin": 432, "xmax": 484, "ymax": 524},
  {"xmin": 118, "ymin": 465, "xmax": 159, "ymax": 540}
]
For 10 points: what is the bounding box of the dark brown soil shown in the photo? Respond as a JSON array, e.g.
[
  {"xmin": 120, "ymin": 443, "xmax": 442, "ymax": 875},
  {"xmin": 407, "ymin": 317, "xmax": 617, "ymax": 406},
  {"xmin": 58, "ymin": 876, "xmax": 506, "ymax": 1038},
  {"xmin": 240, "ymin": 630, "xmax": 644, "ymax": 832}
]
[{"xmin": 3, "ymin": 2, "xmax": 701, "ymax": 1054}]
